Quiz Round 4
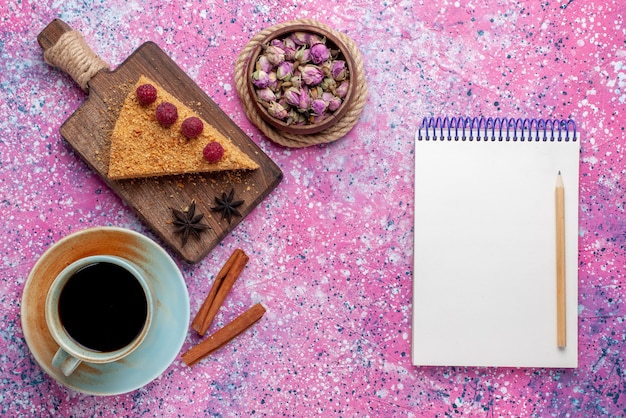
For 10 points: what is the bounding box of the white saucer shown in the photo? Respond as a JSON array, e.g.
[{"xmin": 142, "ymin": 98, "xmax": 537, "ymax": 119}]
[{"xmin": 21, "ymin": 227, "xmax": 189, "ymax": 396}]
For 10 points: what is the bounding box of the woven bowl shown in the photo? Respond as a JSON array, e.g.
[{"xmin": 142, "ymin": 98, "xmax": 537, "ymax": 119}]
[{"xmin": 245, "ymin": 24, "xmax": 356, "ymax": 135}]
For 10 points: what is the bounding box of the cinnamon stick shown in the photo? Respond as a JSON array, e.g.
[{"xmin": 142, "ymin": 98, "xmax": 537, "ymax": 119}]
[
  {"xmin": 182, "ymin": 303, "xmax": 266, "ymax": 366},
  {"xmin": 190, "ymin": 248, "xmax": 241, "ymax": 332},
  {"xmin": 191, "ymin": 248, "xmax": 249, "ymax": 336}
]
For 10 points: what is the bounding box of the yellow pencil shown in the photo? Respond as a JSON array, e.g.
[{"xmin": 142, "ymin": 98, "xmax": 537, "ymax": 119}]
[{"xmin": 555, "ymin": 171, "xmax": 566, "ymax": 348}]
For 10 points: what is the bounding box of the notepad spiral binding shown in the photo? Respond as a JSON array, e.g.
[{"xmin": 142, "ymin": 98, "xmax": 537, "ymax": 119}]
[{"xmin": 417, "ymin": 117, "xmax": 577, "ymax": 142}]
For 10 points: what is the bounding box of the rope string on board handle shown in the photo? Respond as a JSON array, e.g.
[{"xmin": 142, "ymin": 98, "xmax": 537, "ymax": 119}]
[{"xmin": 43, "ymin": 30, "xmax": 109, "ymax": 92}]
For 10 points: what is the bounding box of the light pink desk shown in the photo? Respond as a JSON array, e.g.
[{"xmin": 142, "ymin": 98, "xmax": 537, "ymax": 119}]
[{"xmin": 1, "ymin": 1, "xmax": 624, "ymax": 415}]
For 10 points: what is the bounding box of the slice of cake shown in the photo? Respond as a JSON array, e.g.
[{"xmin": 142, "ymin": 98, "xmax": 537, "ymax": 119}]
[{"xmin": 108, "ymin": 75, "xmax": 259, "ymax": 180}]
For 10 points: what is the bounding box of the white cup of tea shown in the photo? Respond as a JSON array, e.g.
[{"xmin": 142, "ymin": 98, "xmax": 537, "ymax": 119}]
[{"xmin": 45, "ymin": 255, "xmax": 154, "ymax": 376}]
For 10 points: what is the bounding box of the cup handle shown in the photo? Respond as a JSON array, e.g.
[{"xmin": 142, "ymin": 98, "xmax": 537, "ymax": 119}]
[{"xmin": 52, "ymin": 347, "xmax": 82, "ymax": 376}]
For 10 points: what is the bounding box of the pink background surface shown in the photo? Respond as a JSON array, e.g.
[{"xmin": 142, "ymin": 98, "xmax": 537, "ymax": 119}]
[{"xmin": 2, "ymin": 0, "xmax": 625, "ymax": 416}]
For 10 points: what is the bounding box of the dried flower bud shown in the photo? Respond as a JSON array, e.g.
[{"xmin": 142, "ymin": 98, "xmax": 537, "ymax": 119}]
[
  {"xmin": 268, "ymin": 101, "xmax": 289, "ymax": 120},
  {"xmin": 290, "ymin": 74, "xmax": 302, "ymax": 88},
  {"xmin": 307, "ymin": 34, "xmax": 323, "ymax": 46},
  {"xmin": 251, "ymin": 70, "xmax": 270, "ymax": 88},
  {"xmin": 331, "ymin": 60, "xmax": 347, "ymax": 81},
  {"xmin": 301, "ymin": 65, "xmax": 324, "ymax": 86},
  {"xmin": 256, "ymin": 87, "xmax": 276, "ymax": 102},
  {"xmin": 336, "ymin": 80, "xmax": 350, "ymax": 98},
  {"xmin": 283, "ymin": 36, "xmax": 296, "ymax": 50},
  {"xmin": 294, "ymin": 46, "xmax": 311, "ymax": 64},
  {"xmin": 321, "ymin": 60, "xmax": 332, "ymax": 77},
  {"xmin": 256, "ymin": 55, "xmax": 272, "ymax": 73},
  {"xmin": 265, "ymin": 44, "xmax": 285, "ymax": 66},
  {"xmin": 291, "ymin": 32, "xmax": 309, "ymax": 45},
  {"xmin": 320, "ymin": 77, "xmax": 337, "ymax": 92},
  {"xmin": 309, "ymin": 86, "xmax": 323, "ymax": 99},
  {"xmin": 283, "ymin": 87, "xmax": 301, "ymax": 107},
  {"xmin": 298, "ymin": 87, "xmax": 311, "ymax": 111},
  {"xmin": 310, "ymin": 42, "xmax": 330, "ymax": 64},
  {"xmin": 270, "ymin": 39, "xmax": 284, "ymax": 48},
  {"xmin": 327, "ymin": 95, "xmax": 342, "ymax": 112},
  {"xmin": 277, "ymin": 61, "xmax": 294, "ymax": 81},
  {"xmin": 287, "ymin": 109, "xmax": 306, "ymax": 125},
  {"xmin": 267, "ymin": 71, "xmax": 279, "ymax": 91},
  {"xmin": 283, "ymin": 46, "xmax": 297, "ymax": 61},
  {"xmin": 311, "ymin": 98, "xmax": 328, "ymax": 116}
]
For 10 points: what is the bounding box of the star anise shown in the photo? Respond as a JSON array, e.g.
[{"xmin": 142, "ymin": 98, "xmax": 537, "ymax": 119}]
[
  {"xmin": 171, "ymin": 201, "xmax": 210, "ymax": 247},
  {"xmin": 211, "ymin": 188, "xmax": 244, "ymax": 224}
]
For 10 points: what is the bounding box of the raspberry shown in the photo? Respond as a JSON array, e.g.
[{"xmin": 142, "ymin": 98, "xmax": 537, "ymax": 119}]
[
  {"xmin": 136, "ymin": 84, "xmax": 157, "ymax": 106},
  {"xmin": 155, "ymin": 102, "xmax": 178, "ymax": 127},
  {"xmin": 181, "ymin": 117, "xmax": 204, "ymax": 138},
  {"xmin": 203, "ymin": 142, "xmax": 224, "ymax": 163}
]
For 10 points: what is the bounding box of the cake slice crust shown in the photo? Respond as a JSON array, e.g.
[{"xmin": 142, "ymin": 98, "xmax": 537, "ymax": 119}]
[{"xmin": 108, "ymin": 75, "xmax": 259, "ymax": 180}]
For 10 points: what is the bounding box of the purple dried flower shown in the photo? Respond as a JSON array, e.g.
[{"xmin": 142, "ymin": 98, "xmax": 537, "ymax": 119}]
[
  {"xmin": 307, "ymin": 34, "xmax": 323, "ymax": 46},
  {"xmin": 298, "ymin": 87, "xmax": 311, "ymax": 111},
  {"xmin": 276, "ymin": 61, "xmax": 294, "ymax": 81},
  {"xmin": 283, "ymin": 46, "xmax": 296, "ymax": 61},
  {"xmin": 336, "ymin": 80, "xmax": 350, "ymax": 98},
  {"xmin": 265, "ymin": 44, "xmax": 285, "ymax": 66},
  {"xmin": 267, "ymin": 71, "xmax": 279, "ymax": 90},
  {"xmin": 282, "ymin": 37, "xmax": 296, "ymax": 50},
  {"xmin": 255, "ymin": 55, "xmax": 272, "ymax": 73},
  {"xmin": 283, "ymin": 87, "xmax": 301, "ymax": 107},
  {"xmin": 311, "ymin": 98, "xmax": 328, "ymax": 116},
  {"xmin": 331, "ymin": 60, "xmax": 347, "ymax": 81},
  {"xmin": 256, "ymin": 87, "xmax": 276, "ymax": 102},
  {"xmin": 291, "ymin": 32, "xmax": 309, "ymax": 45},
  {"xmin": 271, "ymin": 39, "xmax": 284, "ymax": 47},
  {"xmin": 321, "ymin": 91, "xmax": 340, "ymax": 110},
  {"xmin": 251, "ymin": 70, "xmax": 270, "ymax": 88},
  {"xmin": 301, "ymin": 65, "xmax": 324, "ymax": 86},
  {"xmin": 310, "ymin": 42, "xmax": 330, "ymax": 64},
  {"xmin": 268, "ymin": 101, "xmax": 289, "ymax": 120},
  {"xmin": 294, "ymin": 46, "xmax": 311, "ymax": 64}
]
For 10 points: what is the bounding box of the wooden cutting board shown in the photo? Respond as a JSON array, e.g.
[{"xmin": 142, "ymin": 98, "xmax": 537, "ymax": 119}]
[{"xmin": 38, "ymin": 20, "xmax": 283, "ymax": 264}]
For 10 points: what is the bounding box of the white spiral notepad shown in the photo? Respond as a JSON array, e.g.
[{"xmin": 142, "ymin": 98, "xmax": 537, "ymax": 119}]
[{"xmin": 412, "ymin": 117, "xmax": 579, "ymax": 368}]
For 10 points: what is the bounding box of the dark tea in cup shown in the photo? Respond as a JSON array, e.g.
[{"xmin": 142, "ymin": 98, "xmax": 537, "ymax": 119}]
[
  {"xmin": 46, "ymin": 254, "xmax": 154, "ymax": 377},
  {"xmin": 58, "ymin": 261, "xmax": 148, "ymax": 352}
]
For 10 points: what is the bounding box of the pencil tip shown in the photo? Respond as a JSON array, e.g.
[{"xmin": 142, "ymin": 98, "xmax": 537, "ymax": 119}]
[{"xmin": 558, "ymin": 170, "xmax": 561, "ymax": 175}]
